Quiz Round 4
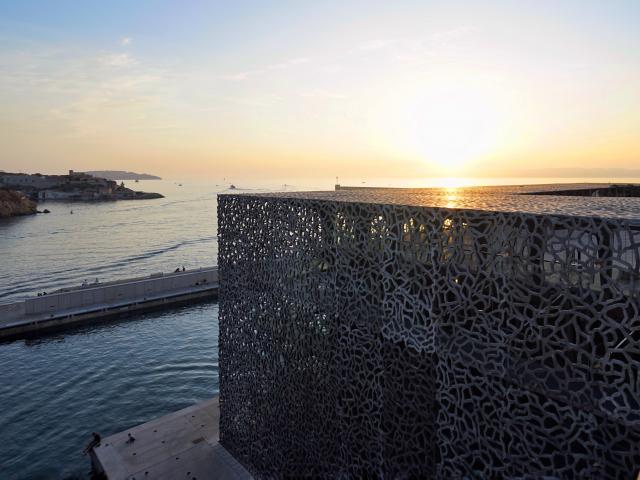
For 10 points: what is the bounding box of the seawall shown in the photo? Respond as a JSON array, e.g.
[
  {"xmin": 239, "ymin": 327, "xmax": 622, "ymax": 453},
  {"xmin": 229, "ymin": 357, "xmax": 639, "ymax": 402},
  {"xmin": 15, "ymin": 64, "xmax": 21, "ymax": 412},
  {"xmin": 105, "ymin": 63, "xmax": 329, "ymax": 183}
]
[{"xmin": 0, "ymin": 267, "xmax": 218, "ymax": 339}]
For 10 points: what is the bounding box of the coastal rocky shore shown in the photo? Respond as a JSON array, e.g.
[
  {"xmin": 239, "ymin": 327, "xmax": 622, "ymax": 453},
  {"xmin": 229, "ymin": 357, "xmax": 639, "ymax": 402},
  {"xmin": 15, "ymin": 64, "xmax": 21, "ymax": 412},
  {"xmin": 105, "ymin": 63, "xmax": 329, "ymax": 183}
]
[
  {"xmin": 0, "ymin": 170, "xmax": 163, "ymax": 202},
  {"xmin": 0, "ymin": 189, "xmax": 37, "ymax": 218}
]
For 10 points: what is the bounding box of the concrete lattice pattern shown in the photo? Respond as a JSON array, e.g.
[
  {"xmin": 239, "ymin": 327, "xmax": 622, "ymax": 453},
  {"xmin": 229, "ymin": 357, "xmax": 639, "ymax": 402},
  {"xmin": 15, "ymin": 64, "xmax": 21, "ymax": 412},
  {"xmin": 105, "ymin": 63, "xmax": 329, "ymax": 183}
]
[{"xmin": 218, "ymin": 188, "xmax": 640, "ymax": 479}]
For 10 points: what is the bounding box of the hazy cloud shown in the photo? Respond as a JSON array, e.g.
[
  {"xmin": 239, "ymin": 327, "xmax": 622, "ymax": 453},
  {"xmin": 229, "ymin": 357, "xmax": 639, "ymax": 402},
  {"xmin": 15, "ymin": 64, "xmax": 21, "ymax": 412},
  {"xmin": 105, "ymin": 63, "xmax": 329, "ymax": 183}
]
[
  {"xmin": 355, "ymin": 39, "xmax": 398, "ymax": 52},
  {"xmin": 221, "ymin": 57, "xmax": 310, "ymax": 81},
  {"xmin": 0, "ymin": 43, "xmax": 169, "ymax": 137},
  {"xmin": 267, "ymin": 57, "xmax": 310, "ymax": 70},
  {"xmin": 430, "ymin": 26, "xmax": 476, "ymax": 46},
  {"xmin": 99, "ymin": 53, "xmax": 137, "ymax": 67},
  {"xmin": 299, "ymin": 90, "xmax": 347, "ymax": 100},
  {"xmin": 345, "ymin": 28, "xmax": 475, "ymax": 67},
  {"xmin": 220, "ymin": 93, "xmax": 284, "ymax": 108},
  {"xmin": 220, "ymin": 71, "xmax": 252, "ymax": 81},
  {"xmin": 120, "ymin": 36, "xmax": 132, "ymax": 46}
]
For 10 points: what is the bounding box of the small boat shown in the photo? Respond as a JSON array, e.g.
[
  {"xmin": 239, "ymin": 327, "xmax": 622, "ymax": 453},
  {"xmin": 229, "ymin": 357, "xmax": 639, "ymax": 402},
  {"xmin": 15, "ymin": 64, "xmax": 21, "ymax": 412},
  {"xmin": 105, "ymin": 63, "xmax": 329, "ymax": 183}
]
[
  {"xmin": 229, "ymin": 184, "xmax": 236, "ymax": 190},
  {"xmin": 178, "ymin": 183, "xmax": 182, "ymax": 187},
  {"xmin": 135, "ymin": 179, "xmax": 139, "ymax": 183}
]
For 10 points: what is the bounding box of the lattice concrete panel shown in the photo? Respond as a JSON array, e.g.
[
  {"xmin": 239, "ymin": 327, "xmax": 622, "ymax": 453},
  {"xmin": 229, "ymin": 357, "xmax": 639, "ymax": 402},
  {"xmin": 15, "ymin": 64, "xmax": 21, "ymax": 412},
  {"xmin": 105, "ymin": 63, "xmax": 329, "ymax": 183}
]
[{"xmin": 218, "ymin": 192, "xmax": 640, "ymax": 479}]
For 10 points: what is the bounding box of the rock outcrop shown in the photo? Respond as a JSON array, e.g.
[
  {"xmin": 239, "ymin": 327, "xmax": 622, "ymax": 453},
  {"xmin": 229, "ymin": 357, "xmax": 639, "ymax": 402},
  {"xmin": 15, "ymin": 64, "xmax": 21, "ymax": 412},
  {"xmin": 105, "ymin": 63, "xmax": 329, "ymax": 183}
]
[
  {"xmin": 1, "ymin": 171, "xmax": 163, "ymax": 202},
  {"xmin": 0, "ymin": 189, "xmax": 38, "ymax": 218}
]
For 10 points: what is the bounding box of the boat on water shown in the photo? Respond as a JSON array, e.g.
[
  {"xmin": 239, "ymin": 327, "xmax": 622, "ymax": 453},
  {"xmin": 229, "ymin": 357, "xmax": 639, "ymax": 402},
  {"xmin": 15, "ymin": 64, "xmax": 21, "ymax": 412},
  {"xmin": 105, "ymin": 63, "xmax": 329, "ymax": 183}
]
[{"xmin": 229, "ymin": 184, "xmax": 236, "ymax": 190}]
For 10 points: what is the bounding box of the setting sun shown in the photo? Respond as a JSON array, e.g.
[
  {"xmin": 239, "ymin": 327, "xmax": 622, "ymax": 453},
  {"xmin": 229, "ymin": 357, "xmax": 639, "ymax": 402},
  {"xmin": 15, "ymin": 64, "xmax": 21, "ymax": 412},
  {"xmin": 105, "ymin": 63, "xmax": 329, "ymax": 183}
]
[{"xmin": 390, "ymin": 77, "xmax": 508, "ymax": 174}]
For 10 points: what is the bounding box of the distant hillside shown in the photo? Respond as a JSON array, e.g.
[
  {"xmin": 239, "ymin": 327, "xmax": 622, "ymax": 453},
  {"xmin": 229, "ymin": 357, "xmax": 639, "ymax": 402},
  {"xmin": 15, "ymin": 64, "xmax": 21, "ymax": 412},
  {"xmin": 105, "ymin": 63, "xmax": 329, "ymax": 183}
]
[{"xmin": 86, "ymin": 171, "xmax": 161, "ymax": 180}]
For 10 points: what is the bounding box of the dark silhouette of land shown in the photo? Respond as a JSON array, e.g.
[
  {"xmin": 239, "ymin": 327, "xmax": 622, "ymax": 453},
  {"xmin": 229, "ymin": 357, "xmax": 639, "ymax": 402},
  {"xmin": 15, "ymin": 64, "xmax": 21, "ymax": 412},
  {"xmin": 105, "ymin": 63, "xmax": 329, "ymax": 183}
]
[{"xmin": 85, "ymin": 171, "xmax": 161, "ymax": 180}]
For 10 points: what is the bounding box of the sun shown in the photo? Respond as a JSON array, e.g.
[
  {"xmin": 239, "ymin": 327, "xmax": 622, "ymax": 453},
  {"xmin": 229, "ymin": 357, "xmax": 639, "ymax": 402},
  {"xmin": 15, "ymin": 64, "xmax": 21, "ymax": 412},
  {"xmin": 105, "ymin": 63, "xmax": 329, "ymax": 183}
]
[{"xmin": 392, "ymin": 80, "xmax": 506, "ymax": 174}]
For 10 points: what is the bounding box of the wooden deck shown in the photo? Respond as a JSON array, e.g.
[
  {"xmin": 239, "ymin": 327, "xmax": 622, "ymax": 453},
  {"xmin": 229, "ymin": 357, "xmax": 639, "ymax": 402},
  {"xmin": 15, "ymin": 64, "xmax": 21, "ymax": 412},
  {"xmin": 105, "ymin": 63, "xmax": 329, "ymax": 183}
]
[{"xmin": 92, "ymin": 397, "xmax": 252, "ymax": 480}]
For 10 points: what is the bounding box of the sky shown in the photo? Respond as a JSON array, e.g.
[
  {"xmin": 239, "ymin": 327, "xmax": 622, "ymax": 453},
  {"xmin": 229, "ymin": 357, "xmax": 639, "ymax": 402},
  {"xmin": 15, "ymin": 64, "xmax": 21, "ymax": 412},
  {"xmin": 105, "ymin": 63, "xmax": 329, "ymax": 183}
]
[{"xmin": 0, "ymin": 0, "xmax": 639, "ymax": 181}]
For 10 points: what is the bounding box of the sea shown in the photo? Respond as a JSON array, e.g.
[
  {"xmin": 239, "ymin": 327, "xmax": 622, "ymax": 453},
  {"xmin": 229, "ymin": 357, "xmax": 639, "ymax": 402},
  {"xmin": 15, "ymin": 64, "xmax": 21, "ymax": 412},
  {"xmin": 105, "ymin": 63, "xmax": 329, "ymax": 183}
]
[
  {"xmin": 1, "ymin": 180, "xmax": 225, "ymax": 303},
  {"xmin": 1, "ymin": 176, "xmax": 638, "ymax": 479}
]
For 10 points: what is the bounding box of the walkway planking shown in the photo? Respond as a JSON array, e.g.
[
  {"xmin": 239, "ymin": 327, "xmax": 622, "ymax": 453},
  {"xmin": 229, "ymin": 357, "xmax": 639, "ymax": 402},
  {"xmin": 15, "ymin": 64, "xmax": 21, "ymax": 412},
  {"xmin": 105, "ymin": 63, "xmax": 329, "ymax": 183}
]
[{"xmin": 92, "ymin": 397, "xmax": 252, "ymax": 480}]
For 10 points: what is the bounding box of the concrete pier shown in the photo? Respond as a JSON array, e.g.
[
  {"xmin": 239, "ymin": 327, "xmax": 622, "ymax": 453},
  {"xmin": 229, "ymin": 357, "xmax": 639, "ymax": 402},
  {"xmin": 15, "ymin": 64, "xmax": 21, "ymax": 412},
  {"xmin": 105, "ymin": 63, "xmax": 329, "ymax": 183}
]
[
  {"xmin": 91, "ymin": 397, "xmax": 252, "ymax": 480},
  {"xmin": 0, "ymin": 267, "xmax": 218, "ymax": 339}
]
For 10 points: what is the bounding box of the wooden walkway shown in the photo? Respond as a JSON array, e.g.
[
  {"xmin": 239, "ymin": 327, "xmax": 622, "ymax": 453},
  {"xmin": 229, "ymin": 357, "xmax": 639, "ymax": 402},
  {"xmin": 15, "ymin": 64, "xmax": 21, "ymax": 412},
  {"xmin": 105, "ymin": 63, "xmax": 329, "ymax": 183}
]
[{"xmin": 92, "ymin": 397, "xmax": 252, "ymax": 480}]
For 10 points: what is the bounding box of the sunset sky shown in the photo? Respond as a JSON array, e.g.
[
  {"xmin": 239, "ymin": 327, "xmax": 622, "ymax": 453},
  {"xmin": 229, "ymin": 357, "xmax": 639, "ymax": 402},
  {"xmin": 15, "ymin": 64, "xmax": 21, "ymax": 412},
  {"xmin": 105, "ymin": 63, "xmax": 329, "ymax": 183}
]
[{"xmin": 1, "ymin": 1, "xmax": 639, "ymax": 180}]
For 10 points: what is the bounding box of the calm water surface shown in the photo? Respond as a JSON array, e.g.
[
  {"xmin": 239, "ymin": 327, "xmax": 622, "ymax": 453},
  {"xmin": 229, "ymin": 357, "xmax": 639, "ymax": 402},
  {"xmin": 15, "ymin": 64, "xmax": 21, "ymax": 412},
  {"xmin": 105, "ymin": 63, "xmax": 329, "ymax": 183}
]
[
  {"xmin": 0, "ymin": 180, "xmax": 223, "ymax": 302},
  {"xmin": 0, "ymin": 301, "xmax": 218, "ymax": 479}
]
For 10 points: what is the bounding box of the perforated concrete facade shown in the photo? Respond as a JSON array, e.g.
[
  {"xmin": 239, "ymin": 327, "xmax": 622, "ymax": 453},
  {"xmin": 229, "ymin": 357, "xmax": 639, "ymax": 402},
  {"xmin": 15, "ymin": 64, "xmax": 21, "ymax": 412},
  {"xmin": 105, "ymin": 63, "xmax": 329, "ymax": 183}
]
[{"xmin": 218, "ymin": 187, "xmax": 640, "ymax": 479}]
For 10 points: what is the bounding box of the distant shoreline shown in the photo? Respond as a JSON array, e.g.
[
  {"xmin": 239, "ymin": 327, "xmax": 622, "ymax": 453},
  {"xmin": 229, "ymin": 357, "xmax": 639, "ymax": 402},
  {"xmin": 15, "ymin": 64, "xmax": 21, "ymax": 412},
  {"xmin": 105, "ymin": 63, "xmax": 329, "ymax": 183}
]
[
  {"xmin": 85, "ymin": 171, "xmax": 161, "ymax": 181},
  {"xmin": 0, "ymin": 171, "xmax": 164, "ymax": 204}
]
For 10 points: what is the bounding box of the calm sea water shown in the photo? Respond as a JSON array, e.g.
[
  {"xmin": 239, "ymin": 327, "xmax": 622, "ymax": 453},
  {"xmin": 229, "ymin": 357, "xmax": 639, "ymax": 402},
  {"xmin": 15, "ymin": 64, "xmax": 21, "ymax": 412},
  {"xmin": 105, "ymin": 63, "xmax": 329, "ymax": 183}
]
[
  {"xmin": 0, "ymin": 180, "xmax": 224, "ymax": 303},
  {"xmin": 0, "ymin": 180, "xmax": 226, "ymax": 478},
  {"xmin": 1, "ymin": 176, "xmax": 638, "ymax": 479},
  {"xmin": 0, "ymin": 301, "xmax": 219, "ymax": 480}
]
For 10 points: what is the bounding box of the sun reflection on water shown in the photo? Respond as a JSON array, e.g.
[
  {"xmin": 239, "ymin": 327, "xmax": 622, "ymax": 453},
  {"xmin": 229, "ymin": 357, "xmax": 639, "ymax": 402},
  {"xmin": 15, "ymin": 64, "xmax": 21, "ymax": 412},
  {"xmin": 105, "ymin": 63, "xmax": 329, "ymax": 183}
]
[{"xmin": 444, "ymin": 187, "xmax": 460, "ymax": 209}]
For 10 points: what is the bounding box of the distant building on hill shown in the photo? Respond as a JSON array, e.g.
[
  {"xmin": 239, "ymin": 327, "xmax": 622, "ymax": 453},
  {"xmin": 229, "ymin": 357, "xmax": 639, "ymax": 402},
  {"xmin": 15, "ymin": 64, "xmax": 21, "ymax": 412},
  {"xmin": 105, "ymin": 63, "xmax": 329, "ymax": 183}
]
[{"xmin": 0, "ymin": 171, "xmax": 162, "ymax": 201}]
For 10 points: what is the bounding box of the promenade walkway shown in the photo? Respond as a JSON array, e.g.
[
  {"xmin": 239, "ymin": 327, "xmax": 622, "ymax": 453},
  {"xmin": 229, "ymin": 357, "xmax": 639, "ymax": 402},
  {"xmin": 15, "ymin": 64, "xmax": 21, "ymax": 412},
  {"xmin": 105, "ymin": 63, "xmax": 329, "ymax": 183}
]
[{"xmin": 0, "ymin": 267, "xmax": 218, "ymax": 339}]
